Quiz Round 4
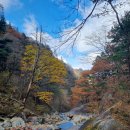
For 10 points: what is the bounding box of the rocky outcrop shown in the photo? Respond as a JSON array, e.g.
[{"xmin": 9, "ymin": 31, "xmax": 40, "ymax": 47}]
[
  {"xmin": 81, "ymin": 116, "xmax": 125, "ymax": 130},
  {"xmin": 94, "ymin": 116, "xmax": 125, "ymax": 130},
  {"xmin": 81, "ymin": 102, "xmax": 129, "ymax": 130}
]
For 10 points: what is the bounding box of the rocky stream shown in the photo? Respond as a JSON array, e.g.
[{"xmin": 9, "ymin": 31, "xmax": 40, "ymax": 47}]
[{"xmin": 0, "ymin": 105, "xmax": 92, "ymax": 130}]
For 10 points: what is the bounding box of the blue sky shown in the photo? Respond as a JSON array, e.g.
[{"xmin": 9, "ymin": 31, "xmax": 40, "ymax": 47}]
[
  {"xmin": 1, "ymin": 0, "xmax": 130, "ymax": 70},
  {"xmin": 5, "ymin": 0, "xmax": 67, "ymax": 33},
  {"xmin": 1, "ymin": 0, "xmax": 92, "ymax": 70}
]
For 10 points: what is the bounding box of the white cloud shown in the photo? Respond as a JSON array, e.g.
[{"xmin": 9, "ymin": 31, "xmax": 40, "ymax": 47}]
[
  {"xmin": 63, "ymin": 0, "xmax": 130, "ymax": 52},
  {"xmin": 57, "ymin": 55, "xmax": 68, "ymax": 63},
  {"xmin": 0, "ymin": 0, "xmax": 23, "ymax": 9},
  {"xmin": 23, "ymin": 15, "xmax": 38, "ymax": 38},
  {"xmin": 73, "ymin": 62, "xmax": 92, "ymax": 70},
  {"xmin": 23, "ymin": 15, "xmax": 63, "ymax": 51},
  {"xmin": 85, "ymin": 52, "xmax": 100, "ymax": 64},
  {"xmin": 57, "ymin": 0, "xmax": 130, "ymax": 69},
  {"xmin": 23, "ymin": 0, "xmax": 130, "ymax": 70}
]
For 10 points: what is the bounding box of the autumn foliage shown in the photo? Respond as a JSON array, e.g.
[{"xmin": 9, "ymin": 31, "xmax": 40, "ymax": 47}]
[
  {"xmin": 36, "ymin": 91, "xmax": 54, "ymax": 104},
  {"xmin": 92, "ymin": 58, "xmax": 113, "ymax": 73},
  {"xmin": 70, "ymin": 70, "xmax": 96, "ymax": 107},
  {"xmin": 21, "ymin": 45, "xmax": 67, "ymax": 85}
]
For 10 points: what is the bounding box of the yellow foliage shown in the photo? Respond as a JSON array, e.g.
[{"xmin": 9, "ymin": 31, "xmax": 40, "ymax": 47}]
[
  {"xmin": 21, "ymin": 45, "xmax": 38, "ymax": 72},
  {"xmin": 36, "ymin": 91, "xmax": 54, "ymax": 104},
  {"xmin": 35, "ymin": 48, "xmax": 67, "ymax": 84},
  {"xmin": 21, "ymin": 44, "xmax": 67, "ymax": 85}
]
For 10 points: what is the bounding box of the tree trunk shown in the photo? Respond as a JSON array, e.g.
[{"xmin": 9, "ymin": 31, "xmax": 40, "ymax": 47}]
[
  {"xmin": 22, "ymin": 79, "xmax": 33, "ymax": 105},
  {"xmin": 22, "ymin": 48, "xmax": 39, "ymax": 107},
  {"xmin": 109, "ymin": 1, "xmax": 123, "ymax": 30},
  {"xmin": 22, "ymin": 27, "xmax": 42, "ymax": 107}
]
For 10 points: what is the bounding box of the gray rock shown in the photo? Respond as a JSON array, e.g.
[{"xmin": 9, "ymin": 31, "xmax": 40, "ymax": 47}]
[
  {"xmin": 27, "ymin": 116, "xmax": 41, "ymax": 125},
  {"xmin": 98, "ymin": 118, "xmax": 122, "ymax": 130},
  {"xmin": 93, "ymin": 119, "xmax": 102, "ymax": 126},
  {"xmin": 38, "ymin": 117, "xmax": 45, "ymax": 124},
  {"xmin": 0, "ymin": 125, "xmax": 4, "ymax": 130},
  {"xmin": 68, "ymin": 125, "xmax": 80, "ymax": 130},
  {"xmin": 2, "ymin": 119, "xmax": 12, "ymax": 128},
  {"xmin": 0, "ymin": 118, "xmax": 5, "ymax": 122},
  {"xmin": 11, "ymin": 117, "xmax": 25, "ymax": 127}
]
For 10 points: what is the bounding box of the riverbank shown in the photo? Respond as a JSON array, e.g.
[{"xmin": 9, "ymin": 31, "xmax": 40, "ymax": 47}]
[
  {"xmin": 0, "ymin": 114, "xmax": 92, "ymax": 130},
  {"xmin": 0, "ymin": 105, "xmax": 92, "ymax": 130}
]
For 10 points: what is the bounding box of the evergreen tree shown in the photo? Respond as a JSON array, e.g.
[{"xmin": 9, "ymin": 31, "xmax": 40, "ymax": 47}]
[
  {"xmin": 0, "ymin": 39, "xmax": 11, "ymax": 71},
  {"xmin": 0, "ymin": 5, "xmax": 6, "ymax": 34},
  {"xmin": 109, "ymin": 11, "xmax": 130, "ymax": 75}
]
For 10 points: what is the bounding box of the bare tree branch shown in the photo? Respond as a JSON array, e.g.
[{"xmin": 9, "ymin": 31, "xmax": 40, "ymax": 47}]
[{"xmin": 56, "ymin": 0, "xmax": 99, "ymax": 50}]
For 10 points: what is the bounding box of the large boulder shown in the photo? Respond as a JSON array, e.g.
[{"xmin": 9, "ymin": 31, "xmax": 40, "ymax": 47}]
[
  {"xmin": 11, "ymin": 117, "xmax": 25, "ymax": 127},
  {"xmin": 82, "ymin": 116, "xmax": 124, "ymax": 130},
  {"xmin": 2, "ymin": 119, "xmax": 12, "ymax": 128},
  {"xmin": 0, "ymin": 118, "xmax": 11, "ymax": 129},
  {"xmin": 82, "ymin": 106, "xmax": 127, "ymax": 130},
  {"xmin": 97, "ymin": 118, "xmax": 122, "ymax": 130}
]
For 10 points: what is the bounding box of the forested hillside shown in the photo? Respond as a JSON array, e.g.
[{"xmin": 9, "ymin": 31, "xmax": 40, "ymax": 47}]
[
  {"xmin": 71, "ymin": 11, "xmax": 130, "ymax": 130},
  {"xmin": 0, "ymin": 12, "xmax": 77, "ymax": 117}
]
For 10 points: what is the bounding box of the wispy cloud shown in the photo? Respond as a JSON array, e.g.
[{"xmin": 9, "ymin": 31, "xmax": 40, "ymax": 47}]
[
  {"xmin": 23, "ymin": 14, "xmax": 59, "ymax": 49},
  {"xmin": 23, "ymin": 15, "xmax": 38, "ymax": 37},
  {"xmin": 0, "ymin": 0, "xmax": 23, "ymax": 9},
  {"xmin": 23, "ymin": 0, "xmax": 130, "ymax": 70},
  {"xmin": 57, "ymin": 55, "xmax": 68, "ymax": 63},
  {"xmin": 61, "ymin": 0, "xmax": 130, "ymax": 51},
  {"xmin": 58, "ymin": 0, "xmax": 130, "ymax": 67}
]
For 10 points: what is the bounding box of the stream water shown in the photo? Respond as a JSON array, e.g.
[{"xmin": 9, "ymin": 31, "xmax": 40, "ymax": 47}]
[
  {"xmin": 56, "ymin": 104, "xmax": 92, "ymax": 130},
  {"xmin": 58, "ymin": 121, "xmax": 74, "ymax": 130}
]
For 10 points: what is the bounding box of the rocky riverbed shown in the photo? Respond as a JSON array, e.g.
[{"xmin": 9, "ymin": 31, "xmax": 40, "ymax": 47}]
[{"xmin": 0, "ymin": 105, "xmax": 92, "ymax": 130}]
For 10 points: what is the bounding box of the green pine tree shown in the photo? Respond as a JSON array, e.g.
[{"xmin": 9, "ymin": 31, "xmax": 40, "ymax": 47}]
[{"xmin": 0, "ymin": 15, "xmax": 6, "ymax": 34}]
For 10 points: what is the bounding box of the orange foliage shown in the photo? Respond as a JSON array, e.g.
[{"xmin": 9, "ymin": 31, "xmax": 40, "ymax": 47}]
[
  {"xmin": 76, "ymin": 78, "xmax": 88, "ymax": 86},
  {"xmin": 92, "ymin": 59, "xmax": 113, "ymax": 72},
  {"xmin": 72, "ymin": 87, "xmax": 88, "ymax": 95},
  {"xmin": 71, "ymin": 87, "xmax": 88, "ymax": 107},
  {"xmin": 71, "ymin": 69, "xmax": 97, "ymax": 107},
  {"xmin": 7, "ymin": 27, "xmax": 23, "ymax": 39},
  {"xmin": 81, "ymin": 70, "xmax": 92, "ymax": 77}
]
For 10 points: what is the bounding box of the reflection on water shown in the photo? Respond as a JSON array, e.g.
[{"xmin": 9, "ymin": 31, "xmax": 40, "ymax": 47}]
[
  {"xmin": 57, "ymin": 104, "xmax": 92, "ymax": 130},
  {"xmin": 58, "ymin": 121, "xmax": 74, "ymax": 130}
]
